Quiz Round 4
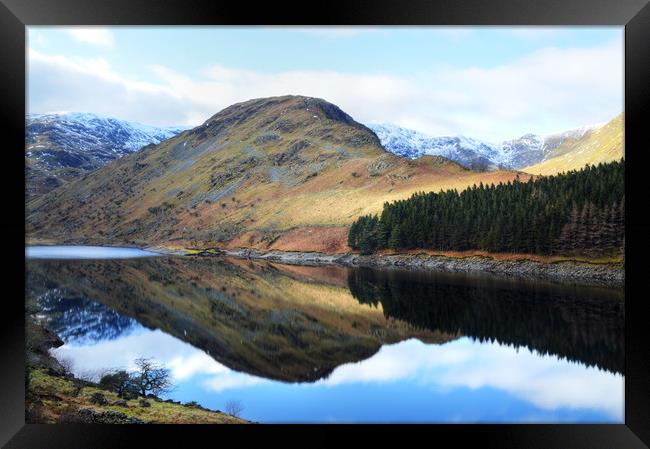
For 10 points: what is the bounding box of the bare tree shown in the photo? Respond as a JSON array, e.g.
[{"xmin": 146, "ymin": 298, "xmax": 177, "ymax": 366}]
[
  {"xmin": 130, "ymin": 357, "xmax": 173, "ymax": 397},
  {"xmin": 225, "ymin": 399, "xmax": 244, "ymax": 417}
]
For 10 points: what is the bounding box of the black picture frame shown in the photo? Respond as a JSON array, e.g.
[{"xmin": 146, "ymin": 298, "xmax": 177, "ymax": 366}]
[{"xmin": 2, "ymin": 0, "xmax": 648, "ymax": 447}]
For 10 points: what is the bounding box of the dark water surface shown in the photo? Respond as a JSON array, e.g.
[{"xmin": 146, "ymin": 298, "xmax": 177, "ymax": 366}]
[{"xmin": 26, "ymin": 247, "xmax": 624, "ymax": 423}]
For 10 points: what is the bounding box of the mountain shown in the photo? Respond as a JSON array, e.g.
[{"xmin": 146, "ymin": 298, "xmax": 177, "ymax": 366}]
[
  {"xmin": 522, "ymin": 114, "xmax": 624, "ymax": 175},
  {"xmin": 368, "ymin": 122, "xmax": 605, "ymax": 171},
  {"xmin": 28, "ymin": 256, "xmax": 455, "ymax": 382},
  {"xmin": 26, "ymin": 95, "xmax": 529, "ymax": 252},
  {"xmin": 25, "ymin": 112, "xmax": 186, "ymax": 198},
  {"xmin": 34, "ymin": 289, "xmax": 140, "ymax": 345},
  {"xmin": 368, "ymin": 123, "xmax": 503, "ymax": 171}
]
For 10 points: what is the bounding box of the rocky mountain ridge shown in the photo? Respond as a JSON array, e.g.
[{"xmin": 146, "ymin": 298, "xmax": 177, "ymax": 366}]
[
  {"xmin": 26, "ymin": 112, "xmax": 186, "ymax": 198},
  {"xmin": 368, "ymin": 121, "xmax": 607, "ymax": 171}
]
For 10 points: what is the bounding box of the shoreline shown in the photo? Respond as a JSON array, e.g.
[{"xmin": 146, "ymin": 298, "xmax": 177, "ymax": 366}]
[
  {"xmin": 220, "ymin": 248, "xmax": 624, "ymax": 288},
  {"xmin": 25, "ymin": 242, "xmax": 624, "ymax": 288}
]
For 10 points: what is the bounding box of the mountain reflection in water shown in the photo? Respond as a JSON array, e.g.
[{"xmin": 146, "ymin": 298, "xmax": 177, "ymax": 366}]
[{"xmin": 26, "ymin": 254, "xmax": 624, "ymax": 423}]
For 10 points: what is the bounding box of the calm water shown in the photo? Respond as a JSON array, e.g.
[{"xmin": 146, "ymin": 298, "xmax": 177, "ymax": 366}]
[
  {"xmin": 25, "ymin": 247, "xmax": 625, "ymax": 423},
  {"xmin": 26, "ymin": 245, "xmax": 162, "ymax": 259}
]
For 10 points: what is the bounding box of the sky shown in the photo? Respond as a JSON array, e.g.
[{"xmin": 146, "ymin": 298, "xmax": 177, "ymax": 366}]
[
  {"xmin": 27, "ymin": 26, "xmax": 623, "ymax": 142},
  {"xmin": 54, "ymin": 325, "xmax": 624, "ymax": 423}
]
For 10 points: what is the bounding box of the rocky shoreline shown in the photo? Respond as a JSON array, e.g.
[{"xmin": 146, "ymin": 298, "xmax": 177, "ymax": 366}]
[
  {"xmin": 221, "ymin": 249, "xmax": 624, "ymax": 288},
  {"xmin": 25, "ymin": 242, "xmax": 624, "ymax": 288}
]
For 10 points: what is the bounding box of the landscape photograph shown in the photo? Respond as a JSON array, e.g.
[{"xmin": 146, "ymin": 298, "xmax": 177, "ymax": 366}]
[{"xmin": 25, "ymin": 26, "xmax": 624, "ymax": 424}]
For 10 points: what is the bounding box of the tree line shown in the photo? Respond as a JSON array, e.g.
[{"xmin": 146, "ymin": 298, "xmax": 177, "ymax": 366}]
[
  {"xmin": 348, "ymin": 160, "xmax": 624, "ymax": 256},
  {"xmin": 347, "ymin": 267, "xmax": 624, "ymax": 374}
]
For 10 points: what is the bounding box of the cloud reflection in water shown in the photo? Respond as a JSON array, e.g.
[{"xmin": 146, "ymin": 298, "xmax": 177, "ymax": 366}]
[{"xmin": 51, "ymin": 327, "xmax": 623, "ymax": 422}]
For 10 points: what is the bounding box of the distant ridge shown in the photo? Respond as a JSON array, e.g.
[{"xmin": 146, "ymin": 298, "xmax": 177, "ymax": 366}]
[
  {"xmin": 522, "ymin": 114, "xmax": 624, "ymax": 175},
  {"xmin": 26, "ymin": 112, "xmax": 186, "ymax": 198},
  {"xmin": 368, "ymin": 120, "xmax": 610, "ymax": 172}
]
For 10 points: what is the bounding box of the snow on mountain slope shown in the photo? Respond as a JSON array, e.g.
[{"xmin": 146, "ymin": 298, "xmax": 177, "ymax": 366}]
[
  {"xmin": 26, "ymin": 112, "xmax": 187, "ymax": 198},
  {"xmin": 27, "ymin": 112, "xmax": 187, "ymax": 162},
  {"xmin": 368, "ymin": 123, "xmax": 603, "ymax": 171},
  {"xmin": 368, "ymin": 123, "xmax": 502, "ymax": 171},
  {"xmin": 522, "ymin": 114, "xmax": 623, "ymax": 176}
]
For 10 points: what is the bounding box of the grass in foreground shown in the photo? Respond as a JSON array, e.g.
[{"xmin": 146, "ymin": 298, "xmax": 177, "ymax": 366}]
[{"xmin": 26, "ymin": 368, "xmax": 248, "ymax": 424}]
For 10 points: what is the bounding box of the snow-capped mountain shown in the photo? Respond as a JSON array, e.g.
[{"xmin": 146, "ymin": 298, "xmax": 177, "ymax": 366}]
[
  {"xmin": 27, "ymin": 112, "xmax": 187, "ymax": 166},
  {"xmin": 499, "ymin": 133, "xmax": 546, "ymax": 169},
  {"xmin": 368, "ymin": 123, "xmax": 602, "ymax": 171},
  {"xmin": 25, "ymin": 110, "xmax": 606, "ymax": 201},
  {"xmin": 26, "ymin": 112, "xmax": 187, "ymax": 198},
  {"xmin": 368, "ymin": 123, "xmax": 503, "ymax": 171},
  {"xmin": 36, "ymin": 288, "xmax": 141, "ymax": 345}
]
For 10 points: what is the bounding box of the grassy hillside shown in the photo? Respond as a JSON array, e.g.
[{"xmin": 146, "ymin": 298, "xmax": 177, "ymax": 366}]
[
  {"xmin": 27, "ymin": 368, "xmax": 248, "ymax": 424},
  {"xmin": 26, "ymin": 95, "xmax": 529, "ymax": 253},
  {"xmin": 522, "ymin": 114, "xmax": 624, "ymax": 176}
]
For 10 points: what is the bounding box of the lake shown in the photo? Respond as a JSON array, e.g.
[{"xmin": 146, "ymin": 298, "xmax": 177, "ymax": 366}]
[
  {"xmin": 26, "ymin": 245, "xmax": 162, "ymax": 259},
  {"xmin": 25, "ymin": 246, "xmax": 625, "ymax": 423}
]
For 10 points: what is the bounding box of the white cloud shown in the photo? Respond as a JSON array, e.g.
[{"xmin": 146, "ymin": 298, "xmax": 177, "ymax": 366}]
[
  {"xmin": 50, "ymin": 327, "xmax": 269, "ymax": 393},
  {"xmin": 28, "ymin": 48, "xmax": 191, "ymax": 126},
  {"xmin": 317, "ymin": 338, "xmax": 624, "ymax": 420},
  {"xmin": 50, "ymin": 328, "xmax": 205, "ymax": 376},
  {"xmin": 50, "ymin": 325, "xmax": 624, "ymax": 420},
  {"xmin": 423, "ymin": 38, "xmax": 624, "ymax": 139},
  {"xmin": 149, "ymin": 63, "xmax": 418, "ymax": 127},
  {"xmin": 166, "ymin": 352, "xmax": 228, "ymax": 381},
  {"xmin": 64, "ymin": 27, "xmax": 115, "ymax": 48},
  {"xmin": 28, "ymin": 36, "xmax": 623, "ymax": 140},
  {"xmin": 201, "ymin": 372, "xmax": 267, "ymax": 393}
]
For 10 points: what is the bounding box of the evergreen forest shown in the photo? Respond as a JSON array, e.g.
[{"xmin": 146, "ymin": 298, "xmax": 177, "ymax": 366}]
[{"xmin": 348, "ymin": 160, "xmax": 625, "ymax": 256}]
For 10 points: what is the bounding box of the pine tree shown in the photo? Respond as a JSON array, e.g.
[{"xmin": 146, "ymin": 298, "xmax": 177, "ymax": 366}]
[
  {"xmin": 348, "ymin": 221, "xmax": 359, "ymax": 249},
  {"xmin": 388, "ymin": 225, "xmax": 401, "ymax": 251}
]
